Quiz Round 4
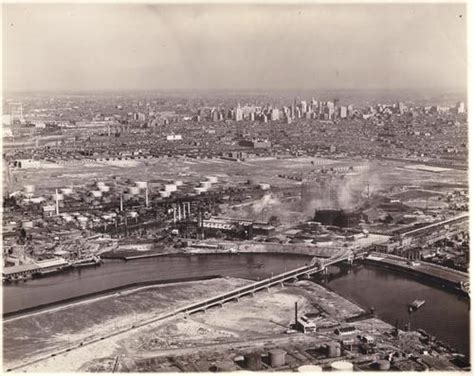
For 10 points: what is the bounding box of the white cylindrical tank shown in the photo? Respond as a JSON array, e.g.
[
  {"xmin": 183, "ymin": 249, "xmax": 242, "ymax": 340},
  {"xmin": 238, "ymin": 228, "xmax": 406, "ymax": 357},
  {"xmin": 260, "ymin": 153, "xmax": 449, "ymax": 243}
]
[
  {"xmin": 164, "ymin": 184, "xmax": 177, "ymax": 192},
  {"xmin": 259, "ymin": 183, "xmax": 271, "ymax": 190},
  {"xmin": 174, "ymin": 180, "xmax": 184, "ymax": 186},
  {"xmin": 97, "ymin": 181, "xmax": 106, "ymax": 188},
  {"xmin": 23, "ymin": 185, "xmax": 35, "ymax": 194},
  {"xmin": 297, "ymin": 365, "xmax": 323, "ymax": 372},
  {"xmin": 206, "ymin": 176, "xmax": 218, "ymax": 183},
  {"xmin": 98, "ymin": 185, "xmax": 110, "ymax": 192},
  {"xmin": 330, "ymin": 361, "xmax": 353, "ymax": 372},
  {"xmin": 194, "ymin": 187, "xmax": 207, "ymax": 194},
  {"xmin": 200, "ymin": 181, "xmax": 212, "ymax": 189},
  {"xmin": 135, "ymin": 181, "xmax": 147, "ymax": 189},
  {"xmin": 159, "ymin": 190, "xmax": 171, "ymax": 198},
  {"xmin": 129, "ymin": 186, "xmax": 140, "ymax": 195},
  {"xmin": 60, "ymin": 188, "xmax": 73, "ymax": 195},
  {"xmin": 91, "ymin": 190, "xmax": 103, "ymax": 198}
]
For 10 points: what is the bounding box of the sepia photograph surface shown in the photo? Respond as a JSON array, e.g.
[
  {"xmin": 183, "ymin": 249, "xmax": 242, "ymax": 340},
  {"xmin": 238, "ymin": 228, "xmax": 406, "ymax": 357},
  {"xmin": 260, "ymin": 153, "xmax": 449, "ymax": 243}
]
[{"xmin": 1, "ymin": 2, "xmax": 470, "ymax": 372}]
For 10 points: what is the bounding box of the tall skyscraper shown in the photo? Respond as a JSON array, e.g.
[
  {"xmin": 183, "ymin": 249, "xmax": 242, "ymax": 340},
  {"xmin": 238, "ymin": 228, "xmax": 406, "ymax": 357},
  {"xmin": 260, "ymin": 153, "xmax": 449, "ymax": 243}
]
[
  {"xmin": 212, "ymin": 109, "xmax": 219, "ymax": 122},
  {"xmin": 235, "ymin": 103, "xmax": 243, "ymax": 121},
  {"xmin": 340, "ymin": 106, "xmax": 347, "ymax": 119},
  {"xmin": 327, "ymin": 101, "xmax": 335, "ymax": 120},
  {"xmin": 348, "ymin": 104, "xmax": 354, "ymax": 118},
  {"xmin": 270, "ymin": 108, "xmax": 280, "ymax": 121},
  {"xmin": 301, "ymin": 101, "xmax": 307, "ymax": 114}
]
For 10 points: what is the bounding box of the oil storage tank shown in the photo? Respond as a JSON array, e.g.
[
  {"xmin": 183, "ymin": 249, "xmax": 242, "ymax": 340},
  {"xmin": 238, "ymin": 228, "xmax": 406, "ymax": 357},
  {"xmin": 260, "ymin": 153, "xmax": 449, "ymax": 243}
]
[
  {"xmin": 330, "ymin": 360, "xmax": 353, "ymax": 372},
  {"xmin": 244, "ymin": 353, "xmax": 262, "ymax": 371},
  {"xmin": 298, "ymin": 365, "xmax": 323, "ymax": 372},
  {"xmin": 268, "ymin": 349, "xmax": 286, "ymax": 367},
  {"xmin": 375, "ymin": 360, "xmax": 390, "ymax": 370},
  {"xmin": 327, "ymin": 342, "xmax": 341, "ymax": 358},
  {"xmin": 214, "ymin": 360, "xmax": 236, "ymax": 372}
]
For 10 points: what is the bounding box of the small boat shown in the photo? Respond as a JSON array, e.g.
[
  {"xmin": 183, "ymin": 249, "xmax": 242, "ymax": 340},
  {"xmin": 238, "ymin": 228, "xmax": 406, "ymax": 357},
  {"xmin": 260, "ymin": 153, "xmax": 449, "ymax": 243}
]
[{"xmin": 408, "ymin": 299, "xmax": 425, "ymax": 311}]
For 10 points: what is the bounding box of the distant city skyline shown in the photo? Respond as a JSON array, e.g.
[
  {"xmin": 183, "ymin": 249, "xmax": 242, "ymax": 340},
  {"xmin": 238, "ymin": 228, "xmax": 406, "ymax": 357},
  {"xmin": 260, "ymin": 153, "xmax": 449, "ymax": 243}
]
[{"xmin": 3, "ymin": 3, "xmax": 467, "ymax": 93}]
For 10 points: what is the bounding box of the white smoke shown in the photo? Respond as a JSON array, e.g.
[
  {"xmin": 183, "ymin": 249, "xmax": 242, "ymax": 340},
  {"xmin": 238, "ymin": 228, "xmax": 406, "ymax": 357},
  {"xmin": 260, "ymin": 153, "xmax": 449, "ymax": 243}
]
[{"xmin": 253, "ymin": 193, "xmax": 280, "ymax": 214}]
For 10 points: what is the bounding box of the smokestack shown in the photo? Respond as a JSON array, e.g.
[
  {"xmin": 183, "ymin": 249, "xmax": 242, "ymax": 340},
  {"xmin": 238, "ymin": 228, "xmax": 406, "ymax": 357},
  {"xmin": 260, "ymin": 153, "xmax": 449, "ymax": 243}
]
[
  {"xmin": 187, "ymin": 202, "xmax": 191, "ymax": 218},
  {"xmin": 55, "ymin": 189, "xmax": 60, "ymax": 216},
  {"xmin": 295, "ymin": 301, "xmax": 298, "ymax": 327},
  {"xmin": 145, "ymin": 187, "xmax": 149, "ymax": 207},
  {"xmin": 120, "ymin": 194, "xmax": 123, "ymax": 211},
  {"xmin": 108, "ymin": 125, "xmax": 111, "ymax": 137},
  {"xmin": 173, "ymin": 207, "xmax": 177, "ymax": 223},
  {"xmin": 178, "ymin": 204, "xmax": 182, "ymax": 221}
]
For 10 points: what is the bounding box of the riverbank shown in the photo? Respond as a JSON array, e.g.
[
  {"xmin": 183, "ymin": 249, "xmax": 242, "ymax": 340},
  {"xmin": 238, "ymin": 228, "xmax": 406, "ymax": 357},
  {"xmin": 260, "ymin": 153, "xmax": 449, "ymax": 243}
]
[
  {"xmin": 365, "ymin": 253, "xmax": 469, "ymax": 296},
  {"xmin": 3, "ymin": 275, "xmax": 222, "ymax": 320},
  {"xmin": 3, "ymin": 277, "xmax": 251, "ymax": 370},
  {"xmin": 6, "ymin": 277, "xmax": 466, "ymax": 372}
]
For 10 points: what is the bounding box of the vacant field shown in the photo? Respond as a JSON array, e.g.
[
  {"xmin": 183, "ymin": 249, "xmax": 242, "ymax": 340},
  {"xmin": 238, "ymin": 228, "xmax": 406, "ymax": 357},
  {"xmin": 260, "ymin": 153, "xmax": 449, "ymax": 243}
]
[{"xmin": 3, "ymin": 277, "xmax": 249, "ymax": 369}]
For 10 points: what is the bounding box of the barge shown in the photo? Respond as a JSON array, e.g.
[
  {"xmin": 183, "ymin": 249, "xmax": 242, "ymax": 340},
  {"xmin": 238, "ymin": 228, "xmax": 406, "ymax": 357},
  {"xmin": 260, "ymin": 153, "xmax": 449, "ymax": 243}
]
[{"xmin": 408, "ymin": 299, "xmax": 425, "ymax": 311}]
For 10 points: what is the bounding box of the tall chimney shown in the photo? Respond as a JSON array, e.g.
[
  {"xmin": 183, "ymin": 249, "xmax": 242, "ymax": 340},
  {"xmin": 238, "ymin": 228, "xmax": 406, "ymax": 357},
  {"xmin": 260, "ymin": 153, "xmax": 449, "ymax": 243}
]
[
  {"xmin": 120, "ymin": 194, "xmax": 123, "ymax": 211},
  {"xmin": 145, "ymin": 187, "xmax": 149, "ymax": 207},
  {"xmin": 295, "ymin": 301, "xmax": 298, "ymax": 327},
  {"xmin": 178, "ymin": 204, "xmax": 182, "ymax": 221},
  {"xmin": 55, "ymin": 189, "xmax": 60, "ymax": 216}
]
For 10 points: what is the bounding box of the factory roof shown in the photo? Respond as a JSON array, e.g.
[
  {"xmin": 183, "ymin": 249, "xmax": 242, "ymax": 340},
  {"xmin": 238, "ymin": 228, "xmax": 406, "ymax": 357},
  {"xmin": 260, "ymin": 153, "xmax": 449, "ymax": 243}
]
[
  {"xmin": 2, "ymin": 264, "xmax": 40, "ymax": 275},
  {"xmin": 35, "ymin": 258, "xmax": 69, "ymax": 268}
]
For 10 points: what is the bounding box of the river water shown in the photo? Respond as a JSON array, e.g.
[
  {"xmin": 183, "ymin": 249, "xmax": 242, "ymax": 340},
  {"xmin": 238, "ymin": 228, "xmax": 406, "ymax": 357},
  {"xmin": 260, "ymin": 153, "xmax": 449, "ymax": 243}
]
[
  {"xmin": 2, "ymin": 253, "xmax": 310, "ymax": 314},
  {"xmin": 324, "ymin": 264, "xmax": 470, "ymax": 357},
  {"xmin": 3, "ymin": 254, "xmax": 469, "ymax": 357}
]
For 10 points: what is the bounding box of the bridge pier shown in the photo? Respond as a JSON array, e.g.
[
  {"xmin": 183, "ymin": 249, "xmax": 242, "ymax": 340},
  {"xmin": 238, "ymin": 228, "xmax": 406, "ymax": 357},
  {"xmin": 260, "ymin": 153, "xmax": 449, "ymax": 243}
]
[{"xmin": 234, "ymin": 297, "xmax": 240, "ymax": 303}]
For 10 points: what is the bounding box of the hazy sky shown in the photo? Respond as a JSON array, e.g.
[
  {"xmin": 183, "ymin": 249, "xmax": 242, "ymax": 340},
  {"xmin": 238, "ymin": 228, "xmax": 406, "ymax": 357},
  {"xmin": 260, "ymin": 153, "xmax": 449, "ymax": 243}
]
[{"xmin": 2, "ymin": 3, "xmax": 467, "ymax": 92}]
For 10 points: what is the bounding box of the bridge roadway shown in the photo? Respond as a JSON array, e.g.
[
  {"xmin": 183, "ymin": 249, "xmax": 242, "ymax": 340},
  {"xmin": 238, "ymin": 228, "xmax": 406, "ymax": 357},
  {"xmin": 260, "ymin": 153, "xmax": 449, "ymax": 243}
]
[
  {"xmin": 178, "ymin": 251, "xmax": 359, "ymax": 315},
  {"xmin": 6, "ymin": 252, "xmax": 356, "ymax": 372}
]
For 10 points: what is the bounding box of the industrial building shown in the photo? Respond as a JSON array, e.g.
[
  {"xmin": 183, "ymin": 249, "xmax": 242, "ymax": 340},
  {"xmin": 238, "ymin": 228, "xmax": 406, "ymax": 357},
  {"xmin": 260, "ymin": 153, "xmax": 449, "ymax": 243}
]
[{"xmin": 314, "ymin": 209, "xmax": 361, "ymax": 228}]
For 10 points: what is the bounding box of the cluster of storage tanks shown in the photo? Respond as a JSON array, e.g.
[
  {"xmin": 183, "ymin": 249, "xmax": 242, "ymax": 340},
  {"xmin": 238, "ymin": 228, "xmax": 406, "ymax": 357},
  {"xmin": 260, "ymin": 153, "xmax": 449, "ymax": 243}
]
[
  {"xmin": 194, "ymin": 176, "xmax": 218, "ymax": 195},
  {"xmin": 160, "ymin": 180, "xmax": 182, "ymax": 198},
  {"xmin": 90, "ymin": 181, "xmax": 111, "ymax": 198}
]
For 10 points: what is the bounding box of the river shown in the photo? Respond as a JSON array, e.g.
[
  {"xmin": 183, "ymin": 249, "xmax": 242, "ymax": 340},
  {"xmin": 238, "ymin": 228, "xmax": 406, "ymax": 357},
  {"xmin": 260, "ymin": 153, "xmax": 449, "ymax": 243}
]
[
  {"xmin": 3, "ymin": 253, "xmax": 469, "ymax": 357},
  {"xmin": 2, "ymin": 253, "xmax": 311, "ymax": 314},
  {"xmin": 323, "ymin": 263, "xmax": 470, "ymax": 357}
]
